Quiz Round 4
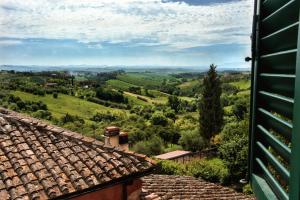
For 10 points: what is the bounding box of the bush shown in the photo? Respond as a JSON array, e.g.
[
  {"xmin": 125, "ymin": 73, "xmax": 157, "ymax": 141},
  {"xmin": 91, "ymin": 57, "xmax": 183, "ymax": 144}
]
[
  {"xmin": 218, "ymin": 119, "xmax": 249, "ymax": 181},
  {"xmin": 179, "ymin": 129, "xmax": 206, "ymax": 152},
  {"xmin": 243, "ymin": 184, "xmax": 253, "ymax": 195},
  {"xmin": 96, "ymin": 87, "xmax": 128, "ymax": 103},
  {"xmin": 61, "ymin": 113, "xmax": 85, "ymax": 124},
  {"xmin": 187, "ymin": 158, "xmax": 229, "ymax": 184},
  {"xmin": 90, "ymin": 112, "xmax": 121, "ymax": 122},
  {"xmin": 133, "ymin": 136, "xmax": 164, "ymax": 156},
  {"xmin": 33, "ymin": 110, "xmax": 52, "ymax": 120},
  {"xmin": 150, "ymin": 112, "xmax": 168, "ymax": 126},
  {"xmin": 53, "ymin": 92, "xmax": 58, "ymax": 98},
  {"xmin": 157, "ymin": 160, "xmax": 185, "ymax": 175},
  {"xmin": 164, "ymin": 109, "xmax": 176, "ymax": 121}
]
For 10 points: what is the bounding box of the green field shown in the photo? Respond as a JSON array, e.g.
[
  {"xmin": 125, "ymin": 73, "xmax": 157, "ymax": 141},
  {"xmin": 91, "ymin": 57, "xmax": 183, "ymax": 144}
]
[
  {"xmin": 117, "ymin": 72, "xmax": 176, "ymax": 88},
  {"xmin": 106, "ymin": 79, "xmax": 137, "ymax": 91},
  {"xmin": 12, "ymin": 91, "xmax": 126, "ymax": 120},
  {"xmin": 178, "ymin": 79, "xmax": 199, "ymax": 90},
  {"xmin": 230, "ymin": 80, "xmax": 250, "ymax": 90}
]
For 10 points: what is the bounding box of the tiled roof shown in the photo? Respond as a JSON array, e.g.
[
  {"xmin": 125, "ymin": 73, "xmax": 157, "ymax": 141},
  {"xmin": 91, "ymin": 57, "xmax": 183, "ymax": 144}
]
[
  {"xmin": 0, "ymin": 108, "xmax": 155, "ymax": 200},
  {"xmin": 154, "ymin": 150, "xmax": 191, "ymax": 160},
  {"xmin": 141, "ymin": 175, "xmax": 255, "ymax": 200}
]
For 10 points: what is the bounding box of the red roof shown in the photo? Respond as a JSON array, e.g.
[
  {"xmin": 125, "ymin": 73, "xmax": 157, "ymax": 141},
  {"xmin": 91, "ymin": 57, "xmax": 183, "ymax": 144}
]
[
  {"xmin": 0, "ymin": 108, "xmax": 155, "ymax": 199},
  {"xmin": 141, "ymin": 175, "xmax": 256, "ymax": 200}
]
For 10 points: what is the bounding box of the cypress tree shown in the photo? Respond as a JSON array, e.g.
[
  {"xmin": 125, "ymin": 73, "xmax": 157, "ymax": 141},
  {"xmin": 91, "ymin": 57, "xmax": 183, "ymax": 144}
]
[{"xmin": 199, "ymin": 64, "xmax": 223, "ymax": 144}]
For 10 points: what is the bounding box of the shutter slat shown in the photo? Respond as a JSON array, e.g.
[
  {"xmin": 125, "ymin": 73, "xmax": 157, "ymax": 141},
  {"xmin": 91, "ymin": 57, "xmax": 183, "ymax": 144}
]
[
  {"xmin": 256, "ymin": 141, "xmax": 290, "ymax": 182},
  {"xmin": 260, "ymin": 73, "xmax": 296, "ymax": 78},
  {"xmin": 259, "ymin": 73, "xmax": 295, "ymax": 98},
  {"xmin": 256, "ymin": 158, "xmax": 289, "ymax": 200},
  {"xmin": 257, "ymin": 125, "xmax": 291, "ymax": 162},
  {"xmin": 261, "ymin": 22, "xmax": 298, "ymax": 54},
  {"xmin": 258, "ymin": 91, "xmax": 294, "ymax": 119},
  {"xmin": 260, "ymin": 52, "xmax": 296, "ymax": 74},
  {"xmin": 262, "ymin": 0, "xmax": 292, "ymax": 18},
  {"xmin": 261, "ymin": 0, "xmax": 298, "ymax": 36},
  {"xmin": 261, "ymin": 49, "xmax": 297, "ymax": 59},
  {"xmin": 258, "ymin": 108, "xmax": 292, "ymax": 140}
]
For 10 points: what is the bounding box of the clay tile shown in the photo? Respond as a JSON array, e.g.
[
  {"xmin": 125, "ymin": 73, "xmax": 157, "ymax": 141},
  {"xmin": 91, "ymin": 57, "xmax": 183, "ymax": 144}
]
[
  {"xmin": 5, "ymin": 178, "xmax": 14, "ymax": 190},
  {"xmin": 82, "ymin": 136, "xmax": 95, "ymax": 144},
  {"xmin": 29, "ymin": 191, "xmax": 40, "ymax": 200},
  {"xmin": 51, "ymin": 127, "xmax": 64, "ymax": 134},
  {"xmin": 61, "ymin": 131, "xmax": 74, "ymax": 137},
  {"xmin": 92, "ymin": 140, "xmax": 104, "ymax": 146}
]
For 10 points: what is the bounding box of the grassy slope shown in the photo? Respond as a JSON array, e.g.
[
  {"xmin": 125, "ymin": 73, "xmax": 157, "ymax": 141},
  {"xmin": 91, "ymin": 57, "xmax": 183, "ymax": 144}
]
[
  {"xmin": 178, "ymin": 79, "xmax": 199, "ymax": 90},
  {"xmin": 124, "ymin": 91, "xmax": 168, "ymax": 105},
  {"xmin": 117, "ymin": 73, "xmax": 175, "ymax": 88},
  {"xmin": 106, "ymin": 79, "xmax": 137, "ymax": 91},
  {"xmin": 229, "ymin": 80, "xmax": 250, "ymax": 90},
  {"xmin": 12, "ymin": 91, "xmax": 126, "ymax": 120}
]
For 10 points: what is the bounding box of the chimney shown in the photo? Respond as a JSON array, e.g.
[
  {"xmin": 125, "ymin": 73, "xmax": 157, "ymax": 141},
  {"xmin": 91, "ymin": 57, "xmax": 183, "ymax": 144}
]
[
  {"xmin": 104, "ymin": 126, "xmax": 128, "ymax": 151},
  {"xmin": 119, "ymin": 131, "xmax": 129, "ymax": 151}
]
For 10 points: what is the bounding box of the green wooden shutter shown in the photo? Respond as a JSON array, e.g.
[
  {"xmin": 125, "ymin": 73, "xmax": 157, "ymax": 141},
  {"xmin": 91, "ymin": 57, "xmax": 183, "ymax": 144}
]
[{"xmin": 249, "ymin": 0, "xmax": 300, "ymax": 199}]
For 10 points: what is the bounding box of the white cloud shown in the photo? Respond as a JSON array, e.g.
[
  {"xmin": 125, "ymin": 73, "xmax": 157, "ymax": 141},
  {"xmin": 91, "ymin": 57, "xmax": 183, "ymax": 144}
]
[
  {"xmin": 0, "ymin": 39, "xmax": 23, "ymax": 46},
  {"xmin": 0, "ymin": 0, "xmax": 253, "ymax": 49}
]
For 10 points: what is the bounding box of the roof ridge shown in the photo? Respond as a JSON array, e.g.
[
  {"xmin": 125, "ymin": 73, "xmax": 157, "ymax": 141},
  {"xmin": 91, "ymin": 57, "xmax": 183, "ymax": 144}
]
[{"xmin": 0, "ymin": 107, "xmax": 155, "ymax": 165}]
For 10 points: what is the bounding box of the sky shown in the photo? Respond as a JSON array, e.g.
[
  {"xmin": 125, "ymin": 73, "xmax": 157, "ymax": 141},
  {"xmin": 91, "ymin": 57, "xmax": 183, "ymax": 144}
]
[{"xmin": 0, "ymin": 0, "xmax": 254, "ymax": 68}]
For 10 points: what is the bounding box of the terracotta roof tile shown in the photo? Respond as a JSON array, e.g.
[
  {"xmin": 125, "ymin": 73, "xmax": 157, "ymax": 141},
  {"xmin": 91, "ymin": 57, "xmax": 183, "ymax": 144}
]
[
  {"xmin": 0, "ymin": 108, "xmax": 155, "ymax": 199},
  {"xmin": 141, "ymin": 175, "xmax": 255, "ymax": 200}
]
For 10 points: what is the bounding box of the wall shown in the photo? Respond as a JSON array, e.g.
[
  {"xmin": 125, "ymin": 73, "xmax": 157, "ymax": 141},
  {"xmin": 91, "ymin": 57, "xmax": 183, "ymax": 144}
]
[{"xmin": 72, "ymin": 178, "xmax": 142, "ymax": 200}]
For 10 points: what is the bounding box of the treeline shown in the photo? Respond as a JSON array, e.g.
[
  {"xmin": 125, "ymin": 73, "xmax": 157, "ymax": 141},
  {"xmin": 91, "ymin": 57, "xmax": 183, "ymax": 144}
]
[{"xmin": 0, "ymin": 92, "xmax": 52, "ymax": 120}]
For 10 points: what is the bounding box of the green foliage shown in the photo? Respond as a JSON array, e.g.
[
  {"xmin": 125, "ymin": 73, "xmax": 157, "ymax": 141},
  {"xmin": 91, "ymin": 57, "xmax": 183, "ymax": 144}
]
[
  {"xmin": 90, "ymin": 111, "xmax": 121, "ymax": 122},
  {"xmin": 157, "ymin": 158, "xmax": 229, "ymax": 185},
  {"xmin": 150, "ymin": 112, "xmax": 168, "ymax": 126},
  {"xmin": 96, "ymin": 87, "xmax": 128, "ymax": 103},
  {"xmin": 232, "ymin": 96, "xmax": 249, "ymax": 120},
  {"xmin": 179, "ymin": 129, "xmax": 206, "ymax": 152},
  {"xmin": 53, "ymin": 92, "xmax": 58, "ymax": 98},
  {"xmin": 199, "ymin": 64, "xmax": 223, "ymax": 143},
  {"xmin": 164, "ymin": 108, "xmax": 176, "ymax": 121},
  {"xmin": 218, "ymin": 119, "xmax": 249, "ymax": 181},
  {"xmin": 60, "ymin": 113, "xmax": 85, "ymax": 124},
  {"xmin": 168, "ymin": 95, "xmax": 180, "ymax": 113},
  {"xmin": 33, "ymin": 110, "xmax": 52, "ymax": 120},
  {"xmin": 153, "ymin": 125, "xmax": 180, "ymax": 144},
  {"xmin": 222, "ymin": 83, "xmax": 239, "ymax": 95},
  {"xmin": 128, "ymin": 86, "xmax": 142, "ymax": 95},
  {"xmin": 243, "ymin": 184, "xmax": 253, "ymax": 195},
  {"xmin": 187, "ymin": 158, "xmax": 229, "ymax": 184},
  {"xmin": 157, "ymin": 160, "xmax": 185, "ymax": 175},
  {"xmin": 133, "ymin": 136, "xmax": 164, "ymax": 156}
]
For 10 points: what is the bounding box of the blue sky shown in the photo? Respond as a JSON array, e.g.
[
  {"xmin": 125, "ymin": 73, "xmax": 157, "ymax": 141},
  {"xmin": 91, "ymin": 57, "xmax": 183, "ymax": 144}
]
[{"xmin": 0, "ymin": 0, "xmax": 253, "ymax": 69}]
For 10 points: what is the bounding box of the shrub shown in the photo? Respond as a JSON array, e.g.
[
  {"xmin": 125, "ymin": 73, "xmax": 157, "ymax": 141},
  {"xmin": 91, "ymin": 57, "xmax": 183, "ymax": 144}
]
[
  {"xmin": 157, "ymin": 160, "xmax": 185, "ymax": 175},
  {"xmin": 33, "ymin": 110, "xmax": 52, "ymax": 120},
  {"xmin": 179, "ymin": 129, "xmax": 206, "ymax": 152},
  {"xmin": 187, "ymin": 158, "xmax": 229, "ymax": 184},
  {"xmin": 53, "ymin": 92, "xmax": 58, "ymax": 98},
  {"xmin": 133, "ymin": 136, "xmax": 164, "ymax": 156},
  {"xmin": 60, "ymin": 113, "xmax": 85, "ymax": 124},
  {"xmin": 243, "ymin": 184, "xmax": 253, "ymax": 195},
  {"xmin": 90, "ymin": 112, "xmax": 120, "ymax": 122},
  {"xmin": 218, "ymin": 119, "xmax": 249, "ymax": 181},
  {"xmin": 150, "ymin": 112, "xmax": 168, "ymax": 126}
]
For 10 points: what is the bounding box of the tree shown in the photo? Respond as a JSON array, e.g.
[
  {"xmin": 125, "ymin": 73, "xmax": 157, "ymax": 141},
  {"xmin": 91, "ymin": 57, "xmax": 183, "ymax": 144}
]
[
  {"xmin": 199, "ymin": 64, "xmax": 223, "ymax": 143},
  {"xmin": 179, "ymin": 129, "xmax": 206, "ymax": 152},
  {"xmin": 218, "ymin": 119, "xmax": 248, "ymax": 181},
  {"xmin": 168, "ymin": 95, "xmax": 180, "ymax": 113}
]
